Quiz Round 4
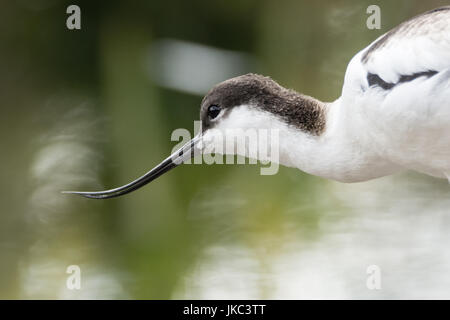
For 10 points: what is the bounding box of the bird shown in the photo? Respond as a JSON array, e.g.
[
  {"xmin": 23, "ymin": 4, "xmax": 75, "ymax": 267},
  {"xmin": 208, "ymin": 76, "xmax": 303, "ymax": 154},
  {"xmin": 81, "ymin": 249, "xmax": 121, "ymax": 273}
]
[{"xmin": 63, "ymin": 6, "xmax": 450, "ymax": 199}]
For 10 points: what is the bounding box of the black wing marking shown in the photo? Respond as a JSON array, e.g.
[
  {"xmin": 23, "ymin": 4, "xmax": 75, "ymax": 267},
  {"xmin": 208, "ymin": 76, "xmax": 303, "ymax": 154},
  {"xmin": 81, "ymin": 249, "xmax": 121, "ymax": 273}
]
[{"xmin": 367, "ymin": 71, "xmax": 438, "ymax": 90}]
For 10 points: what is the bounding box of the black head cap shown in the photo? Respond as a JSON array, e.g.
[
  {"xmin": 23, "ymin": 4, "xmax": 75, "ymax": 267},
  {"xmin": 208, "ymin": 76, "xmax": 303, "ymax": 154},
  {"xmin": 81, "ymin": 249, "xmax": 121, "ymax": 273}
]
[{"xmin": 200, "ymin": 73, "xmax": 325, "ymax": 135}]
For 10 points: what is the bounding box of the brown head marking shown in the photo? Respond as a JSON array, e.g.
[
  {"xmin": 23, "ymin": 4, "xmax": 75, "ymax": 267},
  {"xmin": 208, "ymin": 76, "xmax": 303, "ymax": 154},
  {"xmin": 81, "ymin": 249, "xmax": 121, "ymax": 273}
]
[{"xmin": 200, "ymin": 73, "xmax": 326, "ymax": 135}]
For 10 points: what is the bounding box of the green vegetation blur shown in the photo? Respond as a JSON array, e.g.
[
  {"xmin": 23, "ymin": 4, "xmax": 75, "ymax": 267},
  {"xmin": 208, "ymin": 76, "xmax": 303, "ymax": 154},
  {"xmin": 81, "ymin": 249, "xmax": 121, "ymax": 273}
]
[{"xmin": 0, "ymin": 0, "xmax": 447, "ymax": 299}]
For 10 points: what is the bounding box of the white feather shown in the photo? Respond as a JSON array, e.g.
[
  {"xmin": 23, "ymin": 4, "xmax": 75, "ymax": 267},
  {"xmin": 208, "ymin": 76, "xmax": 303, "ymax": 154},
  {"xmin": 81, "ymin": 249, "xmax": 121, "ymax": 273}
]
[{"xmin": 340, "ymin": 8, "xmax": 450, "ymax": 179}]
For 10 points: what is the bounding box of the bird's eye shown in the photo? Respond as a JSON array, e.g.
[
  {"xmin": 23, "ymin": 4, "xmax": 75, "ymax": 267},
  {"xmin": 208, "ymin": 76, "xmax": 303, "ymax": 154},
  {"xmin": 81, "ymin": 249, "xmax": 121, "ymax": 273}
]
[{"xmin": 207, "ymin": 105, "xmax": 221, "ymax": 120}]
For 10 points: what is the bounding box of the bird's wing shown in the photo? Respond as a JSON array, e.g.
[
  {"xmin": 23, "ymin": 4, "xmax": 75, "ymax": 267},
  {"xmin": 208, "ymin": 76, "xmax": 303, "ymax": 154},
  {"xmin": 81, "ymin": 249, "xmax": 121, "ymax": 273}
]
[
  {"xmin": 339, "ymin": 7, "xmax": 450, "ymax": 178},
  {"xmin": 360, "ymin": 7, "xmax": 450, "ymax": 84}
]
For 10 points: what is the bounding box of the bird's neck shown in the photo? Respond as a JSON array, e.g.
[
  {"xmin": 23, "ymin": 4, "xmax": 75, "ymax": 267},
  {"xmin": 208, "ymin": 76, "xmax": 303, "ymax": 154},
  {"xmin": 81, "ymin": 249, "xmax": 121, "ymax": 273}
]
[
  {"xmin": 211, "ymin": 97, "xmax": 400, "ymax": 182},
  {"xmin": 275, "ymin": 97, "xmax": 400, "ymax": 182}
]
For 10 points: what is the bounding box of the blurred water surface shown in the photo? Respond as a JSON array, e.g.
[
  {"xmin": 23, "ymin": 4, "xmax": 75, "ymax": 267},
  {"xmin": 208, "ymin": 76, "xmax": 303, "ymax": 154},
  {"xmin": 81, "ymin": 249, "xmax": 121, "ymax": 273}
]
[{"xmin": 0, "ymin": 0, "xmax": 449, "ymax": 299}]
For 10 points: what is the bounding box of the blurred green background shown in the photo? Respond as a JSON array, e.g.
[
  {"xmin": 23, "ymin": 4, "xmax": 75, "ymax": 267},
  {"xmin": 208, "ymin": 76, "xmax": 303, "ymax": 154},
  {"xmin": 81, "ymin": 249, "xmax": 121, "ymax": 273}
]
[{"xmin": 1, "ymin": 0, "xmax": 449, "ymax": 299}]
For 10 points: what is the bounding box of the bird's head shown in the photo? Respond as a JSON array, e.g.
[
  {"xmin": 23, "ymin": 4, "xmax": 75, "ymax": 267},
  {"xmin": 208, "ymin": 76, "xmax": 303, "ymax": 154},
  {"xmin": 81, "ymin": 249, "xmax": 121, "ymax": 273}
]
[
  {"xmin": 198, "ymin": 73, "xmax": 282, "ymax": 154},
  {"xmin": 63, "ymin": 74, "xmax": 325, "ymax": 199},
  {"xmin": 200, "ymin": 73, "xmax": 275, "ymax": 130}
]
